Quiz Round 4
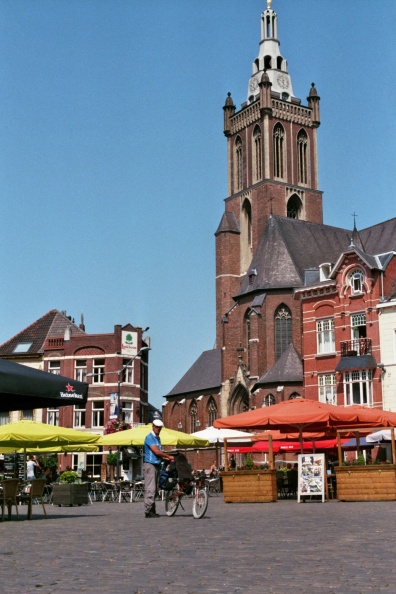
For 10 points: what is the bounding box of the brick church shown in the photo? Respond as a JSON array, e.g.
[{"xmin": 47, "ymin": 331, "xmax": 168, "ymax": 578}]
[{"xmin": 162, "ymin": 1, "xmax": 396, "ymax": 440}]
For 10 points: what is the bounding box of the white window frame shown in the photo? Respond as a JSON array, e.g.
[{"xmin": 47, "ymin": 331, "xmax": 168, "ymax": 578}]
[
  {"xmin": 74, "ymin": 404, "xmax": 86, "ymax": 428},
  {"xmin": 48, "ymin": 360, "xmax": 61, "ymax": 375},
  {"xmin": 343, "ymin": 370, "xmax": 373, "ymax": 406},
  {"xmin": 91, "ymin": 401, "xmax": 104, "ymax": 428},
  {"xmin": 122, "ymin": 359, "xmax": 134, "ymax": 384},
  {"xmin": 318, "ymin": 374, "xmax": 337, "ymax": 405},
  {"xmin": 47, "ymin": 408, "xmax": 59, "ymax": 426},
  {"xmin": 75, "ymin": 359, "xmax": 87, "ymax": 383},
  {"xmin": 349, "ymin": 269, "xmax": 364, "ymax": 294},
  {"xmin": 317, "ymin": 318, "xmax": 335, "ymax": 354},
  {"xmin": 122, "ymin": 401, "xmax": 133, "ymax": 424},
  {"xmin": 92, "ymin": 359, "xmax": 105, "ymax": 384}
]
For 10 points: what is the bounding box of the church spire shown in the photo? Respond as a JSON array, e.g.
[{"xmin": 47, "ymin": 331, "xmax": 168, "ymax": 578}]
[{"xmin": 247, "ymin": 1, "xmax": 296, "ymax": 104}]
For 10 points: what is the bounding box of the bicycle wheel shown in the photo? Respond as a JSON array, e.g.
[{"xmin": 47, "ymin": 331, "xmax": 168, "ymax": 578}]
[
  {"xmin": 192, "ymin": 488, "xmax": 208, "ymax": 519},
  {"xmin": 165, "ymin": 491, "xmax": 180, "ymax": 516}
]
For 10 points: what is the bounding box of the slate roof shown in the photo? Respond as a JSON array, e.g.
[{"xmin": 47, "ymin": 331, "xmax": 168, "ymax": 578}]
[
  {"xmin": 237, "ymin": 215, "xmax": 396, "ymax": 298},
  {"xmin": 165, "ymin": 349, "xmax": 222, "ymax": 398},
  {"xmin": 215, "ymin": 211, "xmax": 240, "ymax": 235},
  {"xmin": 0, "ymin": 310, "xmax": 85, "ymax": 357},
  {"xmin": 252, "ymin": 343, "xmax": 303, "ymax": 390}
]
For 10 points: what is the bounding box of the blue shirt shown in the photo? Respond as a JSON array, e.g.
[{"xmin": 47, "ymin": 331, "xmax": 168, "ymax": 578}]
[{"xmin": 144, "ymin": 431, "xmax": 162, "ymax": 465}]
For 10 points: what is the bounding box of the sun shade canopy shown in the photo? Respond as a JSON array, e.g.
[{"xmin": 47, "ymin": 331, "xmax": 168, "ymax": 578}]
[
  {"xmin": 0, "ymin": 359, "xmax": 88, "ymax": 412},
  {"xmin": 214, "ymin": 398, "xmax": 396, "ymax": 433},
  {"xmin": 99, "ymin": 424, "xmax": 209, "ymax": 447}
]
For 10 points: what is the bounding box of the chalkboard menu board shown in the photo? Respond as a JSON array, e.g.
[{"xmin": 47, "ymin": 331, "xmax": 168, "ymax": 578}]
[
  {"xmin": 297, "ymin": 453, "xmax": 325, "ymax": 503},
  {"xmin": 3, "ymin": 453, "xmax": 25, "ymax": 478}
]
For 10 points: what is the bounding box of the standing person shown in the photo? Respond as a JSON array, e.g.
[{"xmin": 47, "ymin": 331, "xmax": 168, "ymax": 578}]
[
  {"xmin": 229, "ymin": 454, "xmax": 236, "ymax": 470},
  {"xmin": 26, "ymin": 455, "xmax": 40, "ymax": 481},
  {"xmin": 143, "ymin": 419, "xmax": 174, "ymax": 518}
]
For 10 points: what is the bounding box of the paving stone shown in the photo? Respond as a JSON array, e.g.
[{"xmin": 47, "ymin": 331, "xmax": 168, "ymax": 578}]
[{"xmin": 0, "ymin": 498, "xmax": 395, "ymax": 593}]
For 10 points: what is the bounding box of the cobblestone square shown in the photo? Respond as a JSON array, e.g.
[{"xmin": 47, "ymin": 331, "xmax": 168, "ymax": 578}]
[{"xmin": 1, "ymin": 497, "xmax": 395, "ymax": 594}]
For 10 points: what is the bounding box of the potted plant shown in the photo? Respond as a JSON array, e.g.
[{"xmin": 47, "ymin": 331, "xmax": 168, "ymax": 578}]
[{"xmin": 52, "ymin": 470, "xmax": 89, "ymax": 506}]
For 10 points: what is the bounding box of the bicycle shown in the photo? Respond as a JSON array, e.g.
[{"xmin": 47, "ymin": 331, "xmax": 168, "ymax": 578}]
[{"xmin": 162, "ymin": 455, "xmax": 208, "ymax": 519}]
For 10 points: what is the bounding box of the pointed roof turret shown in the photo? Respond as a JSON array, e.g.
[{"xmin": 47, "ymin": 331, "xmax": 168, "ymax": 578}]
[{"xmin": 247, "ymin": 1, "xmax": 296, "ymax": 104}]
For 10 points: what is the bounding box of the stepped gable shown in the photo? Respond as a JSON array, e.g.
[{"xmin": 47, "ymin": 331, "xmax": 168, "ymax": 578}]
[
  {"xmin": 237, "ymin": 216, "xmax": 352, "ymax": 297},
  {"xmin": 0, "ymin": 310, "xmax": 84, "ymax": 356},
  {"xmin": 252, "ymin": 343, "xmax": 303, "ymax": 391},
  {"xmin": 165, "ymin": 349, "xmax": 222, "ymax": 398}
]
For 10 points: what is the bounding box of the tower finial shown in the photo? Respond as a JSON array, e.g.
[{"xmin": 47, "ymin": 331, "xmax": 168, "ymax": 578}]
[{"xmin": 267, "ymin": 0, "xmax": 272, "ymax": 9}]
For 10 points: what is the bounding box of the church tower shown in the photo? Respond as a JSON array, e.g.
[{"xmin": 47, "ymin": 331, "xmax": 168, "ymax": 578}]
[{"xmin": 216, "ymin": 0, "xmax": 322, "ymax": 345}]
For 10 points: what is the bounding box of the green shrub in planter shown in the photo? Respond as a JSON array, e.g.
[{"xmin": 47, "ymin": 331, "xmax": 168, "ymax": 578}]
[{"xmin": 60, "ymin": 471, "xmax": 79, "ymax": 484}]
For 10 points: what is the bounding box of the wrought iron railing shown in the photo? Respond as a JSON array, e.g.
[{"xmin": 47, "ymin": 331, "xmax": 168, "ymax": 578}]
[{"xmin": 340, "ymin": 338, "xmax": 372, "ymax": 357}]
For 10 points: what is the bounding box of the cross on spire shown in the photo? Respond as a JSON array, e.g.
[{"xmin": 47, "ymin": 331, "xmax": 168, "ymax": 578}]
[{"xmin": 352, "ymin": 212, "xmax": 358, "ymax": 230}]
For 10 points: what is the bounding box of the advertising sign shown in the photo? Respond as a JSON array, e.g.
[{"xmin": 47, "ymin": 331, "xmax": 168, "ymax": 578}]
[
  {"xmin": 121, "ymin": 331, "xmax": 138, "ymax": 357},
  {"xmin": 297, "ymin": 453, "xmax": 325, "ymax": 503},
  {"xmin": 109, "ymin": 392, "xmax": 119, "ymax": 420}
]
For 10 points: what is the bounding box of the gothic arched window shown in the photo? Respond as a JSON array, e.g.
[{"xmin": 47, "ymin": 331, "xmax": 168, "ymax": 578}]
[
  {"xmin": 287, "ymin": 194, "xmax": 302, "ymax": 219},
  {"xmin": 234, "ymin": 136, "xmax": 243, "ymax": 191},
  {"xmin": 289, "ymin": 392, "xmax": 301, "ymax": 400},
  {"xmin": 190, "ymin": 401, "xmax": 197, "ymax": 433},
  {"xmin": 208, "ymin": 398, "xmax": 217, "ymax": 426},
  {"xmin": 244, "ymin": 310, "xmax": 251, "ymax": 372},
  {"xmin": 297, "ymin": 129, "xmax": 308, "ymax": 185},
  {"xmin": 263, "ymin": 394, "xmax": 276, "ymax": 407},
  {"xmin": 273, "ymin": 123, "xmax": 285, "ymax": 179},
  {"xmin": 275, "ymin": 304, "xmax": 292, "ymax": 360},
  {"xmin": 240, "ymin": 199, "xmax": 252, "ymax": 273},
  {"xmin": 253, "ymin": 125, "xmax": 262, "ymax": 182}
]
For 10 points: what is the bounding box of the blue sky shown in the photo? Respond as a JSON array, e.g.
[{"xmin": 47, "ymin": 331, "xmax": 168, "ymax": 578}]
[{"xmin": 1, "ymin": 1, "xmax": 395, "ymax": 410}]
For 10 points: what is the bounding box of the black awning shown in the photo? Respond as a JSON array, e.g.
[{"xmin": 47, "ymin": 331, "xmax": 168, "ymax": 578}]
[
  {"xmin": 335, "ymin": 354, "xmax": 377, "ymax": 373},
  {"xmin": 0, "ymin": 359, "xmax": 88, "ymax": 413}
]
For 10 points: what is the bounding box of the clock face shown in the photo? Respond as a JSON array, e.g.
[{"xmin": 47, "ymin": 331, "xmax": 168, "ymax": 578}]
[
  {"xmin": 249, "ymin": 77, "xmax": 258, "ymax": 93},
  {"xmin": 277, "ymin": 74, "xmax": 289, "ymax": 89}
]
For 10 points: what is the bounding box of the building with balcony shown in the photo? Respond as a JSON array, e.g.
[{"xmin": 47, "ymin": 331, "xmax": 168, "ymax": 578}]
[
  {"xmin": 295, "ymin": 239, "xmax": 396, "ymax": 408},
  {"xmin": 163, "ymin": 2, "xmax": 396, "ymax": 438}
]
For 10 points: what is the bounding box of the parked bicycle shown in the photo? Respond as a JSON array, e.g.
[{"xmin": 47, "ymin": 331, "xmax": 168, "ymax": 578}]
[{"xmin": 160, "ymin": 453, "xmax": 208, "ymax": 519}]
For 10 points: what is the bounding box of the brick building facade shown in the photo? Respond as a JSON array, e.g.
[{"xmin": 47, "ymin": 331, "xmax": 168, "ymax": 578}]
[
  {"xmin": 163, "ymin": 1, "xmax": 396, "ymax": 472},
  {"xmin": 0, "ymin": 310, "xmax": 151, "ymax": 479}
]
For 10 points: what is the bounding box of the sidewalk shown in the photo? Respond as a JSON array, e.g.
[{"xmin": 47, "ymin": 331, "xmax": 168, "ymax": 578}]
[{"xmin": 1, "ymin": 497, "xmax": 395, "ymax": 594}]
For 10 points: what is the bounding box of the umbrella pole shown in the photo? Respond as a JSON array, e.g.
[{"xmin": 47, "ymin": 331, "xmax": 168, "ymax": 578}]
[
  {"xmin": 391, "ymin": 428, "xmax": 396, "ymax": 465},
  {"xmin": 299, "ymin": 429, "xmax": 304, "ymax": 454},
  {"xmin": 268, "ymin": 434, "xmax": 274, "ymax": 470},
  {"xmin": 224, "ymin": 438, "xmax": 229, "ymax": 471}
]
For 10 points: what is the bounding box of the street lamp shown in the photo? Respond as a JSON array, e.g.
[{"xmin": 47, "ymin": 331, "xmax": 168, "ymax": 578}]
[{"xmin": 87, "ymin": 345, "xmax": 150, "ymax": 480}]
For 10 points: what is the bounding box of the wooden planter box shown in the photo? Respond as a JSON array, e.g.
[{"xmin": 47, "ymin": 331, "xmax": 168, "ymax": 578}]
[
  {"xmin": 335, "ymin": 465, "xmax": 396, "ymax": 501},
  {"xmin": 52, "ymin": 483, "xmax": 89, "ymax": 506},
  {"xmin": 220, "ymin": 470, "xmax": 277, "ymax": 503}
]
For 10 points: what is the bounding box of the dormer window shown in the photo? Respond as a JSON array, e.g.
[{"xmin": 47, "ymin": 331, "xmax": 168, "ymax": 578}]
[
  {"xmin": 349, "ymin": 269, "xmax": 364, "ymax": 294},
  {"xmin": 248, "ymin": 268, "xmax": 257, "ymax": 285},
  {"xmin": 319, "ymin": 263, "xmax": 332, "ymax": 281}
]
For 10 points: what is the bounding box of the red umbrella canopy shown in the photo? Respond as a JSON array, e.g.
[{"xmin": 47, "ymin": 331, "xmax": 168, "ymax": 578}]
[{"xmin": 213, "ymin": 398, "xmax": 396, "ymax": 433}]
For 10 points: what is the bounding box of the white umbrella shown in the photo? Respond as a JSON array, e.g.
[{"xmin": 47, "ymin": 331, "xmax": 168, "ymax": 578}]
[
  {"xmin": 366, "ymin": 429, "xmax": 395, "ymax": 443},
  {"xmin": 191, "ymin": 427, "xmax": 253, "ymax": 443},
  {"xmin": 191, "ymin": 427, "xmax": 253, "ymax": 468}
]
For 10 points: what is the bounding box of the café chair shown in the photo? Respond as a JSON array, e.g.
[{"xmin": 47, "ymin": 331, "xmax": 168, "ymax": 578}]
[
  {"xmin": 0, "ymin": 479, "xmax": 20, "ymax": 521},
  {"xmin": 18, "ymin": 479, "xmax": 48, "ymax": 520},
  {"xmin": 206, "ymin": 477, "xmax": 221, "ymax": 496}
]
